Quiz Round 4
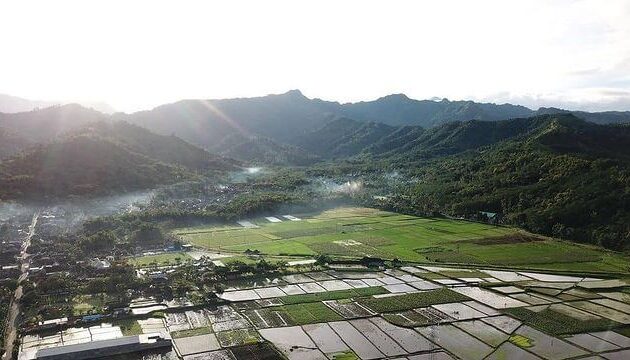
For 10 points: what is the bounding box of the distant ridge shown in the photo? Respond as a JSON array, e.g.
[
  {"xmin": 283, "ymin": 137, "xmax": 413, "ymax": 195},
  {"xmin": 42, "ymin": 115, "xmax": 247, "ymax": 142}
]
[{"xmin": 0, "ymin": 93, "xmax": 115, "ymax": 114}]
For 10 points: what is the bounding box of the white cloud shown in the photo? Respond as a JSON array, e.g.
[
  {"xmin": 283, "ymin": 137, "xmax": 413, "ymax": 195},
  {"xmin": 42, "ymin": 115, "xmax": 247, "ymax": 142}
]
[{"xmin": 0, "ymin": 0, "xmax": 628, "ymax": 112}]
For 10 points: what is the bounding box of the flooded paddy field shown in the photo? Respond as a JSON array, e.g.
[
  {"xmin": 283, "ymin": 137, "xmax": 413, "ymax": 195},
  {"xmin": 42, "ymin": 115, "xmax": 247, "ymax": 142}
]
[{"xmin": 18, "ymin": 265, "xmax": 630, "ymax": 360}]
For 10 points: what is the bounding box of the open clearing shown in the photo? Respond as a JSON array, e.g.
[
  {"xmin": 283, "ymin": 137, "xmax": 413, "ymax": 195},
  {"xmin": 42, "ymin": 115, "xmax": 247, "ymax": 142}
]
[
  {"xmin": 173, "ymin": 207, "xmax": 629, "ymax": 272},
  {"xmin": 130, "ymin": 251, "xmax": 194, "ymax": 266}
]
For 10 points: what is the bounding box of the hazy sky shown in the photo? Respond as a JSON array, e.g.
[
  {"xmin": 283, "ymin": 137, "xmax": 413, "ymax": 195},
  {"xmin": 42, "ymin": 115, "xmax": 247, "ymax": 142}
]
[{"xmin": 1, "ymin": 0, "xmax": 630, "ymax": 113}]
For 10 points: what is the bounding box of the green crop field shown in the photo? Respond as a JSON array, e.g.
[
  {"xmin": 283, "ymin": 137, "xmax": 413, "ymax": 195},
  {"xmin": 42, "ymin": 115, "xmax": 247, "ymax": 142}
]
[
  {"xmin": 356, "ymin": 289, "xmax": 470, "ymax": 313},
  {"xmin": 279, "ymin": 303, "xmax": 343, "ymax": 325},
  {"xmin": 172, "ymin": 207, "xmax": 630, "ymax": 273}
]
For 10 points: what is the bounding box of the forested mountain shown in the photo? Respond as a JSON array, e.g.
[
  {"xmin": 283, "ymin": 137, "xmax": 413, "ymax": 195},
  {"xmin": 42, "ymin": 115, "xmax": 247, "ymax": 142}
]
[
  {"xmin": 110, "ymin": 90, "xmax": 630, "ymax": 164},
  {"xmin": 295, "ymin": 114, "xmax": 568, "ymax": 160},
  {"xmin": 535, "ymin": 107, "xmax": 630, "ymax": 126},
  {"xmin": 74, "ymin": 121, "xmax": 238, "ymax": 171},
  {"xmin": 371, "ymin": 115, "xmax": 630, "ymax": 250},
  {"xmin": 0, "ymin": 120, "xmax": 238, "ymax": 200},
  {"xmin": 3, "ymin": 92, "xmax": 630, "ymax": 166},
  {"xmin": 336, "ymin": 94, "xmax": 534, "ymax": 127},
  {"xmin": 0, "ymin": 135, "xmax": 194, "ymax": 199},
  {"xmin": 0, "ymin": 127, "xmax": 32, "ymax": 159},
  {"xmin": 116, "ymin": 90, "xmax": 337, "ymax": 148},
  {"xmin": 0, "ymin": 104, "xmax": 106, "ymax": 142},
  {"xmin": 0, "ymin": 94, "xmax": 628, "ymax": 250},
  {"xmin": 293, "ymin": 118, "xmax": 396, "ymax": 158},
  {"xmin": 211, "ymin": 133, "xmax": 320, "ymax": 166}
]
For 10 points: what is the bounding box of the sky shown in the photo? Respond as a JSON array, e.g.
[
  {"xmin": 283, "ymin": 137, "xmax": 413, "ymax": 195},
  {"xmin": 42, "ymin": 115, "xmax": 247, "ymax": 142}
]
[{"xmin": 1, "ymin": 0, "xmax": 630, "ymax": 113}]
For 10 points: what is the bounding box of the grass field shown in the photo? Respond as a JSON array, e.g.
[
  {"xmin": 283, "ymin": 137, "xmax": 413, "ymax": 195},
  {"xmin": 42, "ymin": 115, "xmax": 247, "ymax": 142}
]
[
  {"xmin": 72, "ymin": 294, "xmax": 109, "ymax": 316},
  {"xmin": 172, "ymin": 207, "xmax": 630, "ymax": 273}
]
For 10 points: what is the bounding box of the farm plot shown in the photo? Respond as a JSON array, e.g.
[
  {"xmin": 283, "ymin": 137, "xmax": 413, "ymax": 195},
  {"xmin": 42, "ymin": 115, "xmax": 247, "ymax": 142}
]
[
  {"xmin": 481, "ymin": 315, "xmax": 523, "ymax": 334},
  {"xmin": 431, "ymin": 302, "xmax": 487, "ymax": 320},
  {"xmin": 486, "ymin": 342, "xmax": 540, "ymax": 360},
  {"xmin": 349, "ymin": 319, "xmax": 406, "ymax": 357},
  {"xmin": 453, "ymin": 320, "xmax": 510, "ymax": 347},
  {"xmin": 564, "ymin": 333, "xmax": 619, "ymax": 352},
  {"xmin": 244, "ymin": 302, "xmax": 343, "ymax": 327},
  {"xmin": 450, "ymin": 287, "xmax": 527, "ymax": 309},
  {"xmin": 381, "ymin": 310, "xmax": 433, "ymax": 327},
  {"xmin": 369, "ymin": 317, "xmax": 436, "ymax": 353},
  {"xmin": 216, "ymin": 329, "xmax": 263, "ymax": 348},
  {"xmin": 323, "ymin": 300, "xmax": 373, "ymax": 319},
  {"xmin": 590, "ymin": 330, "xmax": 630, "ymax": 347},
  {"xmin": 504, "ymin": 307, "xmax": 621, "ymax": 335},
  {"xmin": 167, "ymin": 312, "xmax": 191, "ymax": 332},
  {"xmin": 328, "ymin": 321, "xmax": 383, "ymax": 360},
  {"xmin": 259, "ymin": 326, "xmax": 326, "ymax": 360},
  {"xmin": 512, "ymin": 325, "xmax": 588, "ymax": 359},
  {"xmin": 281, "ymin": 303, "xmax": 344, "ymax": 325},
  {"xmin": 356, "ymin": 288, "xmax": 470, "ymax": 313},
  {"xmin": 280, "ymin": 287, "xmax": 387, "ymax": 305},
  {"xmin": 172, "ymin": 206, "xmax": 630, "ymax": 272},
  {"xmin": 186, "ymin": 310, "xmax": 211, "ymax": 328},
  {"xmin": 303, "ymin": 323, "xmax": 350, "ymax": 355},
  {"xmin": 208, "ymin": 306, "xmax": 252, "ymax": 332},
  {"xmin": 172, "ymin": 327, "xmax": 213, "ymax": 339},
  {"xmin": 229, "ymin": 343, "xmax": 285, "ymax": 360},
  {"xmin": 242, "ymin": 308, "xmax": 291, "ymax": 328},
  {"xmin": 569, "ymin": 301, "xmax": 630, "ymax": 324},
  {"xmin": 416, "ymin": 324, "xmax": 494, "ymax": 360},
  {"xmin": 174, "ymin": 334, "xmax": 221, "ymax": 356}
]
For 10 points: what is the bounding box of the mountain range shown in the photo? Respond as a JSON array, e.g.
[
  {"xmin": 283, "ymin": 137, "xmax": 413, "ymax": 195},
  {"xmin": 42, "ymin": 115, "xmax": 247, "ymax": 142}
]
[
  {"xmin": 118, "ymin": 90, "xmax": 630, "ymax": 163},
  {"xmin": 1, "ymin": 91, "xmax": 629, "ymax": 249},
  {"xmin": 0, "ymin": 119, "xmax": 237, "ymax": 200},
  {"xmin": 3, "ymin": 90, "xmax": 630, "ymax": 165},
  {"xmin": 0, "ymin": 93, "xmax": 116, "ymax": 114}
]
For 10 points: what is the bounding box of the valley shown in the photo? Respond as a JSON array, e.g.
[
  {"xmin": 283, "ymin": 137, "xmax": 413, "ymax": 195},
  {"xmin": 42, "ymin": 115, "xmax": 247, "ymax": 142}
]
[{"xmin": 1, "ymin": 92, "xmax": 630, "ymax": 360}]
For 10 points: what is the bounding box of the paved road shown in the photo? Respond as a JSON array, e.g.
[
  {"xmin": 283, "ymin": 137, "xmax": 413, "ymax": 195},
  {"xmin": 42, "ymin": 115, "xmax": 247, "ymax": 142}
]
[{"xmin": 2, "ymin": 211, "xmax": 38, "ymax": 360}]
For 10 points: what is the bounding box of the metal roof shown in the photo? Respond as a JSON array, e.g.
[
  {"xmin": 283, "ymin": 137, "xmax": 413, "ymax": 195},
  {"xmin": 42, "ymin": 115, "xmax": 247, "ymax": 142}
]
[{"xmin": 36, "ymin": 334, "xmax": 168, "ymax": 358}]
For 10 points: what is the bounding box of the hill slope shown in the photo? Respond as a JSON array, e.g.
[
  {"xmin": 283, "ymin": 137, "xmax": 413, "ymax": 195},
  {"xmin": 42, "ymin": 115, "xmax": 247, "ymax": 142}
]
[
  {"xmin": 211, "ymin": 133, "xmax": 320, "ymax": 166},
  {"xmin": 377, "ymin": 116, "xmax": 630, "ymax": 250},
  {"xmin": 116, "ymin": 91, "xmax": 630, "ymax": 165},
  {"xmin": 0, "ymin": 127, "xmax": 32, "ymax": 159},
  {"xmin": 0, "ymin": 135, "xmax": 194, "ymax": 199},
  {"xmin": 0, "ymin": 120, "xmax": 239, "ymax": 200},
  {"xmin": 0, "ymin": 104, "xmax": 106, "ymax": 142},
  {"xmin": 75, "ymin": 121, "xmax": 238, "ymax": 171},
  {"xmin": 294, "ymin": 118, "xmax": 396, "ymax": 158}
]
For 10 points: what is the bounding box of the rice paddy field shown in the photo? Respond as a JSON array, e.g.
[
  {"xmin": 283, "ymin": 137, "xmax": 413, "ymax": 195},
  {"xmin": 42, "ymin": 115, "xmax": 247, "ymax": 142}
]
[
  {"xmin": 173, "ymin": 207, "xmax": 630, "ymax": 273},
  {"xmin": 20, "ymin": 266, "xmax": 630, "ymax": 360}
]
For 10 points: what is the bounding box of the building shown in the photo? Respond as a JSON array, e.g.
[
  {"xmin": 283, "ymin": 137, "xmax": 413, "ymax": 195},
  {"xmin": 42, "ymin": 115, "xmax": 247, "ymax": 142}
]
[
  {"xmin": 35, "ymin": 333, "xmax": 172, "ymax": 360},
  {"xmin": 479, "ymin": 211, "xmax": 500, "ymax": 224}
]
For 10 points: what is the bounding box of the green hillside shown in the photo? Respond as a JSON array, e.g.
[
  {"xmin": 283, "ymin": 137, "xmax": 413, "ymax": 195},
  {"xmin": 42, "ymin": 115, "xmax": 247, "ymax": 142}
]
[{"xmin": 0, "ymin": 135, "xmax": 195, "ymax": 199}]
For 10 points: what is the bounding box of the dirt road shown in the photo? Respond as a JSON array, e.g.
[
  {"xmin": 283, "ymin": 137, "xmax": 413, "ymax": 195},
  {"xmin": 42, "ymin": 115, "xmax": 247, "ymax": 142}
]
[{"xmin": 2, "ymin": 211, "xmax": 38, "ymax": 360}]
